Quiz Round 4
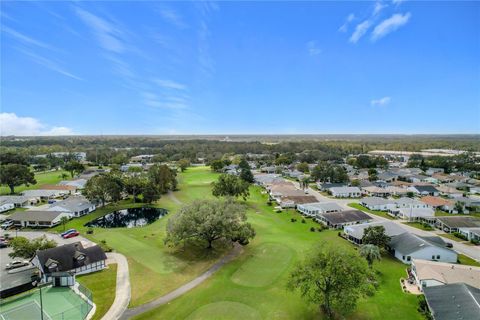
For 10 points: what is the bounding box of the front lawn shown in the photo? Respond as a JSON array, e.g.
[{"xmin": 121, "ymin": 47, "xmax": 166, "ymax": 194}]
[
  {"xmin": 0, "ymin": 169, "xmax": 70, "ymax": 195},
  {"xmin": 457, "ymin": 254, "xmax": 480, "ymax": 267},
  {"xmin": 348, "ymin": 203, "xmax": 395, "ymax": 220},
  {"xmin": 404, "ymin": 222, "xmax": 434, "ymax": 231},
  {"xmin": 133, "ymin": 187, "xmax": 422, "ymax": 320},
  {"xmin": 77, "ymin": 264, "xmax": 118, "ymax": 320}
]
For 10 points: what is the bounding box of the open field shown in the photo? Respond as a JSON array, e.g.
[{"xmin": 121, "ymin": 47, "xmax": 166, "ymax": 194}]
[
  {"xmin": 53, "ymin": 166, "xmax": 224, "ymax": 307},
  {"xmin": 133, "ymin": 186, "xmax": 422, "ymax": 320},
  {"xmin": 77, "ymin": 264, "xmax": 118, "ymax": 320},
  {"xmin": 348, "ymin": 202, "xmax": 395, "ymax": 220},
  {"xmin": 0, "ymin": 170, "xmax": 69, "ymax": 195}
]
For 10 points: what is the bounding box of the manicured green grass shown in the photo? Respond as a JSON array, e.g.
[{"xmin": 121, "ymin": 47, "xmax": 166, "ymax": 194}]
[
  {"xmin": 53, "ymin": 166, "xmax": 224, "ymax": 307},
  {"xmin": 457, "ymin": 254, "xmax": 480, "ymax": 267},
  {"xmin": 348, "ymin": 203, "xmax": 395, "ymax": 220},
  {"xmin": 77, "ymin": 264, "xmax": 117, "ymax": 320},
  {"xmin": 404, "ymin": 222, "xmax": 434, "ymax": 231},
  {"xmin": 133, "ymin": 187, "xmax": 422, "ymax": 320},
  {"xmin": 0, "ymin": 170, "xmax": 70, "ymax": 195}
]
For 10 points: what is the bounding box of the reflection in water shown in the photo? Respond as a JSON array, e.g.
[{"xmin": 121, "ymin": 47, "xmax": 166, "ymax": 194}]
[{"xmin": 85, "ymin": 207, "xmax": 168, "ymax": 228}]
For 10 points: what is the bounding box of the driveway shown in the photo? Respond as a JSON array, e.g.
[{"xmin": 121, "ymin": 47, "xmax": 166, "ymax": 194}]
[{"xmin": 102, "ymin": 253, "xmax": 130, "ymax": 320}]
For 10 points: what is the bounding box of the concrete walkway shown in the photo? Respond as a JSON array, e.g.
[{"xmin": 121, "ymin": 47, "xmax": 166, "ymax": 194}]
[
  {"xmin": 120, "ymin": 243, "xmax": 243, "ymax": 320},
  {"xmin": 102, "ymin": 253, "xmax": 131, "ymax": 320},
  {"xmin": 167, "ymin": 190, "xmax": 183, "ymax": 205}
]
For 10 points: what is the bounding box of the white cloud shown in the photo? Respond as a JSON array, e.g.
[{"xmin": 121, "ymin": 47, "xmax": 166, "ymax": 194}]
[
  {"xmin": 75, "ymin": 7, "xmax": 125, "ymax": 53},
  {"xmin": 0, "ymin": 113, "xmax": 74, "ymax": 136},
  {"xmin": 371, "ymin": 96, "xmax": 391, "ymax": 106},
  {"xmin": 306, "ymin": 40, "xmax": 322, "ymax": 56},
  {"xmin": 373, "ymin": 1, "xmax": 387, "ymax": 16},
  {"xmin": 349, "ymin": 20, "xmax": 371, "ymax": 43},
  {"xmin": 17, "ymin": 48, "xmax": 82, "ymax": 80},
  {"xmin": 158, "ymin": 8, "xmax": 188, "ymax": 29},
  {"xmin": 2, "ymin": 26, "xmax": 53, "ymax": 50},
  {"xmin": 141, "ymin": 92, "xmax": 188, "ymax": 109},
  {"xmin": 153, "ymin": 79, "xmax": 187, "ymax": 90},
  {"xmin": 338, "ymin": 13, "xmax": 355, "ymax": 32},
  {"xmin": 392, "ymin": 0, "xmax": 405, "ymax": 5},
  {"xmin": 371, "ymin": 13, "xmax": 411, "ymax": 41}
]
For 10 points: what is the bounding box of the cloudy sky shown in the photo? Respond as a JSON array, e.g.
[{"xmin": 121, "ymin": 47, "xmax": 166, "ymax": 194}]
[{"xmin": 1, "ymin": 1, "xmax": 479, "ymax": 135}]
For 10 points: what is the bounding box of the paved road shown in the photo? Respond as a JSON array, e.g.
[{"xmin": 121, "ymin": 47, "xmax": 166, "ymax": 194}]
[
  {"xmin": 102, "ymin": 253, "xmax": 131, "ymax": 320},
  {"xmin": 119, "ymin": 243, "xmax": 244, "ymax": 320},
  {"xmin": 294, "ymin": 183, "xmax": 480, "ymax": 262}
]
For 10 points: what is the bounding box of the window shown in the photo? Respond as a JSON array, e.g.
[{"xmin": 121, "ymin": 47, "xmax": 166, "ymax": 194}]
[
  {"xmin": 436, "ymin": 255, "xmax": 440, "ymax": 260},
  {"xmin": 432, "ymin": 255, "xmax": 435, "ymax": 260},
  {"xmin": 402, "ymin": 256, "xmax": 405, "ymax": 260},
  {"xmin": 407, "ymin": 256, "xmax": 411, "ymax": 261}
]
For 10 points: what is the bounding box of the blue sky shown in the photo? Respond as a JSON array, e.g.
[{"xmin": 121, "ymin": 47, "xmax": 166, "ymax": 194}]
[{"xmin": 1, "ymin": 1, "xmax": 479, "ymax": 135}]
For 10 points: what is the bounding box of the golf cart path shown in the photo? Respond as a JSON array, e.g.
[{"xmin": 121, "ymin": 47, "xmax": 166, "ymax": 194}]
[
  {"xmin": 167, "ymin": 190, "xmax": 183, "ymax": 205},
  {"xmin": 119, "ymin": 243, "xmax": 243, "ymax": 319},
  {"xmin": 102, "ymin": 253, "xmax": 131, "ymax": 320}
]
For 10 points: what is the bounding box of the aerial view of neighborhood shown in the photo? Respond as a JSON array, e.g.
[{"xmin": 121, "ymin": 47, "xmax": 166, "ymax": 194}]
[{"xmin": 0, "ymin": 1, "xmax": 479, "ymax": 320}]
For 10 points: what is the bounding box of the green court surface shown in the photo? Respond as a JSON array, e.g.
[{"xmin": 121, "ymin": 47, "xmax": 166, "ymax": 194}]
[{"xmin": 0, "ymin": 286, "xmax": 91, "ymax": 320}]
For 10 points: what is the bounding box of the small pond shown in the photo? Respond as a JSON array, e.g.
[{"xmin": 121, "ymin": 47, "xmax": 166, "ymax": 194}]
[{"xmin": 85, "ymin": 207, "xmax": 168, "ymax": 228}]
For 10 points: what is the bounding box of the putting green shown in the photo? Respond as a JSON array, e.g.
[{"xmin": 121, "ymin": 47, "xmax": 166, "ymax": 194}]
[
  {"xmin": 185, "ymin": 301, "xmax": 261, "ymax": 320},
  {"xmin": 230, "ymin": 243, "xmax": 293, "ymax": 287}
]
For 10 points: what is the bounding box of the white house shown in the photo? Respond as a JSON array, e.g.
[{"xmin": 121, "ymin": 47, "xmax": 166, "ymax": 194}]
[
  {"xmin": 0, "ymin": 201, "xmax": 14, "ymax": 213},
  {"xmin": 457, "ymin": 227, "xmax": 480, "ymax": 242},
  {"xmin": 411, "ymin": 259, "xmax": 480, "ymax": 290},
  {"xmin": 47, "ymin": 196, "xmax": 96, "ymax": 218},
  {"xmin": 9, "ymin": 211, "xmax": 71, "ymax": 228},
  {"xmin": 360, "ymin": 197, "xmax": 396, "ymax": 211},
  {"xmin": 344, "ymin": 221, "xmax": 406, "ymax": 245},
  {"xmin": 297, "ymin": 202, "xmax": 343, "ymax": 217},
  {"xmin": 388, "ymin": 232, "xmax": 457, "ymax": 264},
  {"xmin": 395, "ymin": 207, "xmax": 435, "ymax": 221},
  {"xmin": 329, "ymin": 187, "xmax": 361, "ymax": 198},
  {"xmin": 407, "ymin": 185, "xmax": 440, "ymax": 196}
]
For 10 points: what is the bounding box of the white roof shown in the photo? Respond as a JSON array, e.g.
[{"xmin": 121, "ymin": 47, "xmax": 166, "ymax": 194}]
[
  {"xmin": 299, "ymin": 202, "xmax": 343, "ymax": 212},
  {"xmin": 398, "ymin": 207, "xmax": 434, "ymax": 218},
  {"xmin": 361, "ymin": 197, "xmax": 395, "ymax": 206},
  {"xmin": 412, "ymin": 259, "xmax": 480, "ymax": 288},
  {"xmin": 329, "ymin": 186, "xmax": 361, "ymax": 193}
]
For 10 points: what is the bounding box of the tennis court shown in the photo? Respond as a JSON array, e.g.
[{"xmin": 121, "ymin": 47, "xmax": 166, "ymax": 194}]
[{"xmin": 0, "ymin": 286, "xmax": 91, "ymax": 320}]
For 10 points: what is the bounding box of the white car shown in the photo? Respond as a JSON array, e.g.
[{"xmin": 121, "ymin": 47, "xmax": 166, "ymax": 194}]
[
  {"xmin": 6, "ymin": 260, "xmax": 30, "ymax": 270},
  {"xmin": 1, "ymin": 220, "xmax": 14, "ymax": 230}
]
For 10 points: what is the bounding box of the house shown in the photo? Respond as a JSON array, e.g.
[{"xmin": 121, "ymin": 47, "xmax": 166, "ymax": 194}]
[
  {"xmin": 254, "ymin": 174, "xmax": 282, "ymax": 186},
  {"xmin": 0, "ymin": 195, "xmax": 34, "ymax": 208},
  {"xmin": 40, "ymin": 184, "xmax": 77, "ymax": 194},
  {"xmin": 384, "ymin": 185, "xmax": 409, "ymax": 196},
  {"xmin": 120, "ymin": 163, "xmax": 144, "ymax": 172},
  {"xmin": 426, "ymin": 168, "xmax": 444, "ymax": 176},
  {"xmin": 9, "ymin": 211, "xmax": 70, "ymax": 228},
  {"xmin": 388, "ymin": 232, "xmax": 457, "ymax": 264},
  {"xmin": 317, "ymin": 182, "xmax": 347, "ymax": 191},
  {"xmin": 395, "ymin": 207, "xmax": 435, "ymax": 221},
  {"xmin": 130, "ymin": 154, "xmax": 154, "ymax": 163},
  {"xmin": 377, "ymin": 171, "xmax": 399, "ymax": 182},
  {"xmin": 435, "ymin": 216, "xmax": 480, "ymax": 233},
  {"xmin": 404, "ymin": 174, "xmax": 430, "ymax": 183},
  {"xmin": 317, "ymin": 210, "xmax": 372, "ymax": 229},
  {"xmin": 260, "ymin": 166, "xmax": 277, "ymax": 174},
  {"xmin": 436, "ymin": 185, "xmax": 463, "ymax": 198},
  {"xmin": 411, "ymin": 259, "xmax": 480, "ymax": 290},
  {"xmin": 0, "ymin": 201, "xmax": 14, "ymax": 213},
  {"xmin": 329, "ymin": 187, "xmax": 361, "ymax": 198},
  {"xmin": 454, "ymin": 196, "xmax": 480, "ymax": 210},
  {"xmin": 408, "ymin": 185, "xmax": 440, "ymax": 196},
  {"xmin": 22, "ymin": 189, "xmax": 67, "ymax": 200},
  {"xmin": 47, "ymin": 196, "xmax": 96, "ymax": 217},
  {"xmin": 58, "ymin": 179, "xmax": 88, "ymax": 189},
  {"xmin": 420, "ymin": 196, "xmax": 457, "ymax": 213},
  {"xmin": 297, "ymin": 202, "xmax": 343, "ymax": 217},
  {"xmin": 32, "ymin": 242, "xmax": 107, "ymax": 283},
  {"xmin": 360, "ymin": 197, "xmax": 396, "ymax": 211},
  {"xmin": 343, "ymin": 221, "xmax": 406, "ymax": 245},
  {"xmin": 394, "ymin": 197, "xmax": 430, "ymax": 209},
  {"xmin": 423, "ymin": 283, "xmax": 480, "ymax": 320},
  {"xmin": 280, "ymin": 195, "xmax": 318, "ymax": 208},
  {"xmin": 457, "ymin": 227, "xmax": 480, "ymax": 242},
  {"xmin": 361, "ymin": 186, "xmax": 391, "ymax": 197}
]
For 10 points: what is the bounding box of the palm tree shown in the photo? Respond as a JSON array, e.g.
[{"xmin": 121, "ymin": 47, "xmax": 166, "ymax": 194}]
[{"xmin": 359, "ymin": 244, "xmax": 381, "ymax": 268}]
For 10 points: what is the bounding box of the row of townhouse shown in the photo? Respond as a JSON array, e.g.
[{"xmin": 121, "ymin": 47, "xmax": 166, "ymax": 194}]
[{"xmin": 297, "ymin": 202, "xmax": 372, "ymax": 229}]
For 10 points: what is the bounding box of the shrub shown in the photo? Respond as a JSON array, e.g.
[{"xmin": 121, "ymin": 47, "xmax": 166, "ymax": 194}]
[
  {"xmin": 301, "ymin": 219, "xmax": 306, "ymax": 224},
  {"xmin": 86, "ymin": 228, "xmax": 94, "ymax": 234},
  {"xmin": 276, "ymin": 209, "xmax": 282, "ymax": 213},
  {"xmin": 471, "ymin": 238, "xmax": 479, "ymax": 245},
  {"xmin": 317, "ymin": 227, "xmax": 323, "ymax": 232},
  {"xmin": 291, "ymin": 218, "xmax": 297, "ymax": 223},
  {"xmin": 453, "ymin": 232, "xmax": 468, "ymax": 241},
  {"xmin": 267, "ymin": 201, "xmax": 272, "ymax": 206},
  {"xmin": 310, "ymin": 227, "xmax": 315, "ymax": 232},
  {"xmin": 99, "ymin": 240, "xmax": 113, "ymax": 252}
]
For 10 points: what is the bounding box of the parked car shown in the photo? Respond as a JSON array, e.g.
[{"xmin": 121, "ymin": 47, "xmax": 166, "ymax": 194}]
[
  {"xmin": 6, "ymin": 260, "xmax": 30, "ymax": 270},
  {"xmin": 1, "ymin": 220, "xmax": 14, "ymax": 230},
  {"xmin": 445, "ymin": 242, "xmax": 453, "ymax": 248},
  {"xmin": 60, "ymin": 229, "xmax": 77, "ymax": 237},
  {"xmin": 63, "ymin": 231, "xmax": 80, "ymax": 239},
  {"xmin": 0, "ymin": 241, "xmax": 8, "ymax": 249}
]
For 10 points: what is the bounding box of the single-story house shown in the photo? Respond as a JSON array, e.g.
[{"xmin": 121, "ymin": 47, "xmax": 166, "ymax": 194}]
[
  {"xmin": 454, "ymin": 197, "xmax": 480, "ymax": 210},
  {"xmin": 0, "ymin": 201, "xmax": 15, "ymax": 213},
  {"xmin": 280, "ymin": 195, "xmax": 318, "ymax": 208},
  {"xmin": 22, "ymin": 189, "xmax": 67, "ymax": 200},
  {"xmin": 377, "ymin": 172, "xmax": 399, "ymax": 182},
  {"xmin": 254, "ymin": 174, "xmax": 282, "ymax": 186},
  {"xmin": 434, "ymin": 216, "xmax": 480, "ymax": 233},
  {"xmin": 9, "ymin": 211, "xmax": 70, "ymax": 228},
  {"xmin": 360, "ymin": 197, "xmax": 396, "ymax": 211},
  {"xmin": 408, "ymin": 185, "xmax": 440, "ymax": 196},
  {"xmin": 404, "ymin": 174, "xmax": 430, "ymax": 184},
  {"xmin": 457, "ymin": 227, "xmax": 480, "ymax": 242},
  {"xmin": 58, "ymin": 179, "xmax": 88, "ymax": 189},
  {"xmin": 420, "ymin": 196, "xmax": 458, "ymax": 213},
  {"xmin": 328, "ymin": 187, "xmax": 361, "ymax": 198},
  {"xmin": 317, "ymin": 210, "xmax": 372, "ymax": 229},
  {"xmin": 40, "ymin": 184, "xmax": 77, "ymax": 194},
  {"xmin": 32, "ymin": 242, "xmax": 107, "ymax": 283},
  {"xmin": 260, "ymin": 166, "xmax": 277, "ymax": 174},
  {"xmin": 361, "ymin": 186, "xmax": 391, "ymax": 197},
  {"xmin": 0, "ymin": 195, "xmax": 35, "ymax": 208},
  {"xmin": 317, "ymin": 182, "xmax": 348, "ymax": 192},
  {"xmin": 297, "ymin": 202, "xmax": 343, "ymax": 217},
  {"xmin": 436, "ymin": 185, "xmax": 463, "ymax": 198},
  {"xmin": 343, "ymin": 221, "xmax": 406, "ymax": 245},
  {"xmin": 388, "ymin": 232, "xmax": 457, "ymax": 264},
  {"xmin": 426, "ymin": 168, "xmax": 444, "ymax": 176},
  {"xmin": 394, "ymin": 197, "xmax": 430, "ymax": 209},
  {"xmin": 47, "ymin": 196, "xmax": 96, "ymax": 217},
  {"xmin": 411, "ymin": 259, "xmax": 480, "ymax": 290},
  {"xmin": 423, "ymin": 283, "xmax": 480, "ymax": 320},
  {"xmin": 395, "ymin": 207, "xmax": 435, "ymax": 221}
]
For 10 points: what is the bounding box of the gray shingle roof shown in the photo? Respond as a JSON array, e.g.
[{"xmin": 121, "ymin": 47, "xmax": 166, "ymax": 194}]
[
  {"xmin": 424, "ymin": 283, "xmax": 480, "ymax": 320},
  {"xmin": 412, "ymin": 185, "xmax": 439, "ymax": 193},
  {"xmin": 49, "ymin": 196, "xmax": 94, "ymax": 212},
  {"xmin": 389, "ymin": 232, "xmax": 451, "ymax": 255},
  {"xmin": 436, "ymin": 216, "xmax": 480, "ymax": 228},
  {"xmin": 300, "ymin": 202, "xmax": 343, "ymax": 212},
  {"xmin": 360, "ymin": 197, "xmax": 394, "ymax": 206},
  {"xmin": 321, "ymin": 210, "xmax": 371, "ymax": 225},
  {"xmin": 9, "ymin": 211, "xmax": 66, "ymax": 222},
  {"xmin": 344, "ymin": 221, "xmax": 406, "ymax": 240}
]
